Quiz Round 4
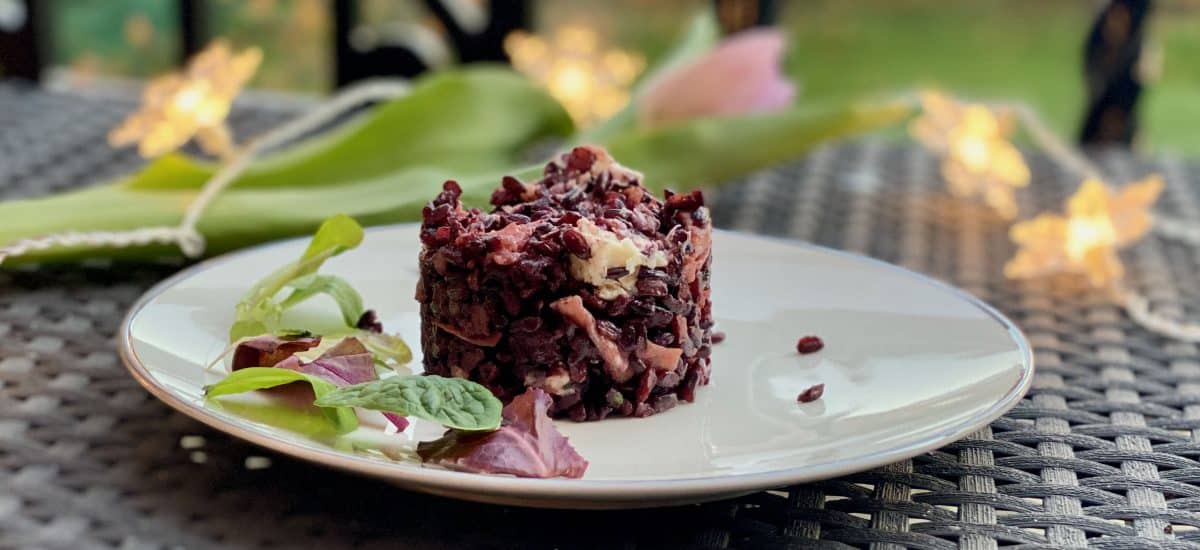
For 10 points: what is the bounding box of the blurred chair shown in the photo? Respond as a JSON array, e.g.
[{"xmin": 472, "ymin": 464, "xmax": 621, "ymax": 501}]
[
  {"xmin": 0, "ymin": 0, "xmax": 844, "ymax": 87},
  {"xmin": 175, "ymin": 0, "xmax": 528, "ymax": 87},
  {"xmin": 0, "ymin": 0, "xmax": 38, "ymax": 81},
  {"xmin": 1079, "ymin": 0, "xmax": 1150, "ymax": 147},
  {"xmin": 713, "ymin": 0, "xmax": 777, "ymax": 34},
  {"xmin": 332, "ymin": 0, "xmax": 528, "ymax": 86}
]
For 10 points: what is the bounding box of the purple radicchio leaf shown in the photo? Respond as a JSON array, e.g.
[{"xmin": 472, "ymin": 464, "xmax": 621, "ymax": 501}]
[
  {"xmin": 416, "ymin": 388, "xmax": 588, "ymax": 478},
  {"xmin": 380, "ymin": 412, "xmax": 410, "ymax": 433},
  {"xmin": 230, "ymin": 335, "xmax": 409, "ymax": 432},
  {"xmin": 278, "ymin": 337, "xmax": 376, "ymax": 386},
  {"xmin": 231, "ymin": 333, "xmax": 322, "ymax": 370}
]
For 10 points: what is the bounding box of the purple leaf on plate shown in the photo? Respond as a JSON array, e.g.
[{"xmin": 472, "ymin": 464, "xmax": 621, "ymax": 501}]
[
  {"xmin": 231, "ymin": 333, "xmax": 322, "ymax": 370},
  {"xmin": 232, "ymin": 335, "xmax": 409, "ymax": 432},
  {"xmin": 382, "ymin": 412, "xmax": 410, "ymax": 432},
  {"xmin": 416, "ymin": 388, "xmax": 589, "ymax": 478},
  {"xmin": 280, "ymin": 337, "xmax": 376, "ymax": 386}
]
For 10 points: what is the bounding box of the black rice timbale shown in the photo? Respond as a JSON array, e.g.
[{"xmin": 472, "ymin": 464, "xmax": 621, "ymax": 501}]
[{"xmin": 416, "ymin": 146, "xmax": 714, "ymax": 420}]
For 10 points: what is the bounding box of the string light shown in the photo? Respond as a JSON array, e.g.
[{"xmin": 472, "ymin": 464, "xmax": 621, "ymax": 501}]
[
  {"xmin": 909, "ymin": 91, "xmax": 1200, "ymax": 341},
  {"xmin": 910, "ymin": 91, "xmax": 1031, "ymax": 219},
  {"xmin": 504, "ymin": 25, "xmax": 644, "ymax": 127},
  {"xmin": 1005, "ymin": 176, "xmax": 1163, "ymax": 287},
  {"xmin": 108, "ymin": 40, "xmax": 262, "ymax": 160}
]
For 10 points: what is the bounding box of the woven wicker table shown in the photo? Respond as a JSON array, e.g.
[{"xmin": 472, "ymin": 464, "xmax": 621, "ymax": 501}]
[{"xmin": 5, "ymin": 84, "xmax": 1200, "ymax": 549}]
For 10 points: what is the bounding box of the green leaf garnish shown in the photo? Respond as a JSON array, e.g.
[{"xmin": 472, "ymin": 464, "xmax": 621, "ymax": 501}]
[
  {"xmin": 314, "ymin": 376, "xmax": 502, "ymax": 432},
  {"xmin": 229, "ymin": 214, "xmax": 365, "ymax": 341},
  {"xmin": 279, "ymin": 273, "xmax": 365, "ymax": 328},
  {"xmin": 357, "ymin": 331, "xmax": 414, "ymax": 368},
  {"xmin": 208, "ymin": 398, "xmax": 344, "ymax": 439},
  {"xmin": 204, "ymin": 367, "xmax": 359, "ymax": 433},
  {"xmin": 300, "ymin": 213, "xmax": 364, "ymax": 260}
]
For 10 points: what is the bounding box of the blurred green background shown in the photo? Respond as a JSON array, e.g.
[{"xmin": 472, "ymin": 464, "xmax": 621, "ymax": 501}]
[{"xmin": 42, "ymin": 0, "xmax": 1200, "ymax": 154}]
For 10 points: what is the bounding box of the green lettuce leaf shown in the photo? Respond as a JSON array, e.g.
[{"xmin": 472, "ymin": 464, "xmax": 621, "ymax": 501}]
[
  {"xmin": 356, "ymin": 331, "xmax": 414, "ymax": 368},
  {"xmin": 229, "ymin": 214, "xmax": 364, "ymax": 341},
  {"xmin": 314, "ymin": 376, "xmax": 502, "ymax": 432},
  {"xmin": 204, "ymin": 366, "xmax": 359, "ymax": 433},
  {"xmin": 280, "ymin": 274, "xmax": 365, "ymax": 328}
]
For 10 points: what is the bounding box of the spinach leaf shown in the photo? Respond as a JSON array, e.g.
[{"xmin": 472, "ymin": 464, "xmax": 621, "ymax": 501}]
[
  {"xmin": 357, "ymin": 331, "xmax": 414, "ymax": 368},
  {"xmin": 315, "ymin": 376, "xmax": 502, "ymax": 432}
]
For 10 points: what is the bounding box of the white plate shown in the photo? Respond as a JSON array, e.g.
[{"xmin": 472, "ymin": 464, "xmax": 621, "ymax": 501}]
[{"xmin": 120, "ymin": 224, "xmax": 1033, "ymax": 509}]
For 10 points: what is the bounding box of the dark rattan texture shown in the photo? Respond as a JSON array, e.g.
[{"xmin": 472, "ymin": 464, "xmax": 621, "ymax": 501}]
[{"xmin": 4, "ymin": 85, "xmax": 1200, "ymax": 549}]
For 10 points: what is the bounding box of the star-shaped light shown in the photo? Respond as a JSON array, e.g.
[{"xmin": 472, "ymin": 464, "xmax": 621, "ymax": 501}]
[
  {"xmin": 910, "ymin": 91, "xmax": 1031, "ymax": 219},
  {"xmin": 1005, "ymin": 175, "xmax": 1163, "ymax": 287},
  {"xmin": 108, "ymin": 40, "xmax": 261, "ymax": 159},
  {"xmin": 504, "ymin": 25, "xmax": 644, "ymax": 126}
]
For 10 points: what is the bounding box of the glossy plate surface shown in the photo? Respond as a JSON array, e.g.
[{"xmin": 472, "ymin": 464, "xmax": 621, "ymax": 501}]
[{"xmin": 120, "ymin": 224, "xmax": 1033, "ymax": 509}]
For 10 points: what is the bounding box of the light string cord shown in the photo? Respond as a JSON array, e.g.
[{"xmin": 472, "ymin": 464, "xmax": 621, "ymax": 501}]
[
  {"xmin": 176, "ymin": 80, "xmax": 411, "ymax": 252},
  {"xmin": 0, "ymin": 80, "xmax": 410, "ymax": 268}
]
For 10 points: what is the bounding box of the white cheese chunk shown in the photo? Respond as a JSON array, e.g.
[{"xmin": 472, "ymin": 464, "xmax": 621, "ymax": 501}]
[{"xmin": 568, "ymin": 218, "xmax": 667, "ymax": 300}]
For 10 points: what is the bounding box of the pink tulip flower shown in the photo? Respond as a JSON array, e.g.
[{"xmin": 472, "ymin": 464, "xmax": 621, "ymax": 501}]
[{"xmin": 639, "ymin": 29, "xmax": 795, "ymax": 126}]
